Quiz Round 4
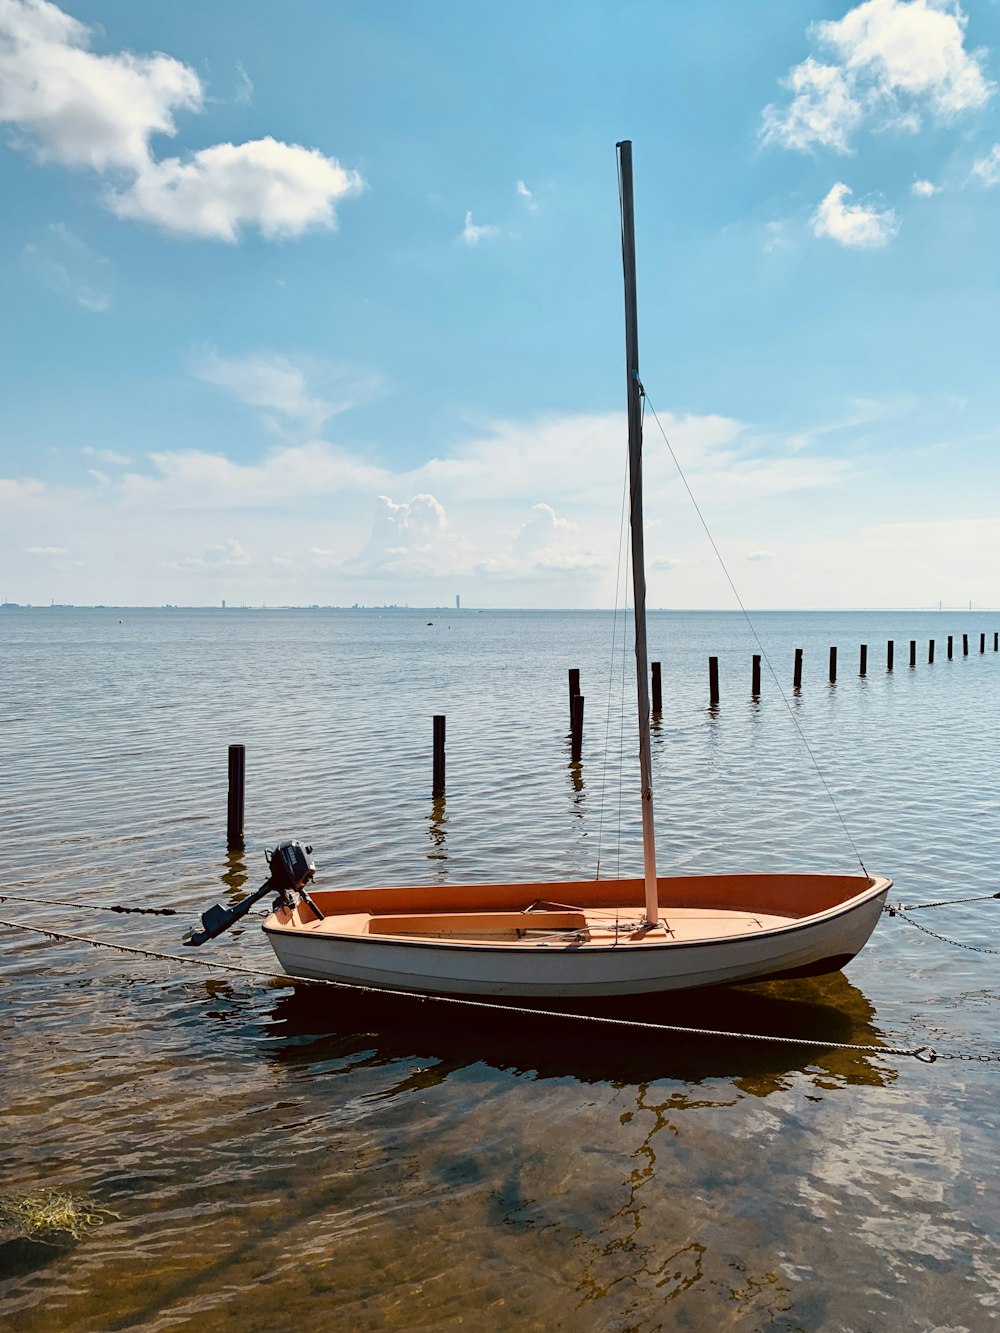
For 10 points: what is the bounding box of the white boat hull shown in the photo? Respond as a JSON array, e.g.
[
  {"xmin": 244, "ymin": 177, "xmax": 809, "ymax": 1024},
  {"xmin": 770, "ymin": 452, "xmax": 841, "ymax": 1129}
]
[{"xmin": 262, "ymin": 874, "xmax": 890, "ymax": 999}]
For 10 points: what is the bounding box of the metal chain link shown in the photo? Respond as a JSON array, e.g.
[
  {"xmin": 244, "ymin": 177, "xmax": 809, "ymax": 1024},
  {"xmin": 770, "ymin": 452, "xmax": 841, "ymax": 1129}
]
[
  {"xmin": 888, "ymin": 893, "xmax": 1000, "ymax": 913},
  {"xmin": 892, "ymin": 909, "xmax": 1000, "ymax": 955}
]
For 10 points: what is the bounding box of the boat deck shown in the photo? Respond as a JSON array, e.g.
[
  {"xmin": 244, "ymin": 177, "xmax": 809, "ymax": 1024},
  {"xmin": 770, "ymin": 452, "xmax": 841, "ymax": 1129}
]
[{"xmin": 292, "ymin": 904, "xmax": 797, "ymax": 947}]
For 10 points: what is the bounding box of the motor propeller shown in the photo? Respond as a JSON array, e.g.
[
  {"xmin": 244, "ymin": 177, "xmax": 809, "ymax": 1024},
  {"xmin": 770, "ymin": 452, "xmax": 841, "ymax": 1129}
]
[{"xmin": 184, "ymin": 839, "xmax": 321, "ymax": 946}]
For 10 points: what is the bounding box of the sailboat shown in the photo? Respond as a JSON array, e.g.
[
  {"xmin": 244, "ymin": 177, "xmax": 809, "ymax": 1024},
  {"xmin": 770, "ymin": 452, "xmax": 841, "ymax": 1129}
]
[{"xmin": 191, "ymin": 141, "xmax": 890, "ymax": 998}]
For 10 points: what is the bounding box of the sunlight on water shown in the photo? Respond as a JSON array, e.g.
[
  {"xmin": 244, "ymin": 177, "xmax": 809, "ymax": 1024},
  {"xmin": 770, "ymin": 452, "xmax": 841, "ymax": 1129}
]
[{"xmin": 3, "ymin": 607, "xmax": 1000, "ymax": 1330}]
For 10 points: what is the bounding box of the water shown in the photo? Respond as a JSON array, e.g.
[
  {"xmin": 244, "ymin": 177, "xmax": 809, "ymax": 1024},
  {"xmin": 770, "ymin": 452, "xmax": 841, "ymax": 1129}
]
[{"xmin": 2, "ymin": 607, "xmax": 1000, "ymax": 1330}]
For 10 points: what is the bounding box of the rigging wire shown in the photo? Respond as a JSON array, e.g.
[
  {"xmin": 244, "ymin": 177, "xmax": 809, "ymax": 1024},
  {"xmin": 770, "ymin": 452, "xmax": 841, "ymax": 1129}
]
[{"xmin": 640, "ymin": 385, "xmax": 870, "ymax": 878}]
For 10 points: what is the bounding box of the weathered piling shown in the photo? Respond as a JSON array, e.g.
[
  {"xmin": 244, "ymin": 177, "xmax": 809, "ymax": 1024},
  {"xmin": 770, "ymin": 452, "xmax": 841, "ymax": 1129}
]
[
  {"xmin": 432, "ymin": 715, "xmax": 446, "ymax": 797},
  {"xmin": 995, "ymin": 632, "xmax": 998, "ymax": 652},
  {"xmin": 568, "ymin": 668, "xmax": 580, "ymax": 716},
  {"xmin": 570, "ymin": 694, "xmax": 585, "ymax": 762},
  {"xmin": 829, "ymin": 646, "xmax": 837, "ymax": 683},
  {"xmin": 860, "ymin": 644, "xmax": 867, "ymax": 676},
  {"xmin": 948, "ymin": 635, "xmax": 953, "ymax": 660},
  {"xmin": 709, "ymin": 656, "xmax": 720, "ymax": 706},
  {"xmin": 981, "ymin": 633, "xmax": 986, "ymax": 654},
  {"xmin": 887, "ymin": 640, "xmax": 894, "ymax": 671},
  {"xmin": 909, "ymin": 640, "xmax": 917, "ymax": 668},
  {"xmin": 929, "ymin": 639, "xmax": 935, "ymax": 664},
  {"xmin": 226, "ymin": 744, "xmax": 245, "ymax": 851},
  {"xmin": 752, "ymin": 654, "xmax": 761, "ymax": 696},
  {"xmin": 651, "ymin": 661, "xmax": 662, "ymax": 713},
  {"xmin": 793, "ymin": 648, "xmax": 803, "ymax": 690},
  {"xmin": 963, "ymin": 633, "xmax": 969, "ymax": 656}
]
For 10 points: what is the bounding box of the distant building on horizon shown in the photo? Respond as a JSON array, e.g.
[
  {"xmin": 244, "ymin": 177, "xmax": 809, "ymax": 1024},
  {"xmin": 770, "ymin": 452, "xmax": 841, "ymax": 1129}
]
[{"xmin": 456, "ymin": 594, "xmax": 461, "ymax": 610}]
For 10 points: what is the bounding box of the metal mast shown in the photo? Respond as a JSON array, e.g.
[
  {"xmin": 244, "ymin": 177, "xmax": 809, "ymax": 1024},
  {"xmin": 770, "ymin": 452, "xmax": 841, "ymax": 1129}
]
[{"xmin": 617, "ymin": 139, "xmax": 659, "ymax": 926}]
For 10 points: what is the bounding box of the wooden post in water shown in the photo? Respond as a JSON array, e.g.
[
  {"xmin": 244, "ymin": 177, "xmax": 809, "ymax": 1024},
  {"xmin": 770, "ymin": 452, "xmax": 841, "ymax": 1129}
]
[
  {"xmin": 651, "ymin": 661, "xmax": 662, "ymax": 714},
  {"xmin": 829, "ymin": 646, "xmax": 837, "ymax": 683},
  {"xmin": 709, "ymin": 656, "xmax": 720, "ymax": 706},
  {"xmin": 887, "ymin": 640, "xmax": 894, "ymax": 671},
  {"xmin": 994, "ymin": 631, "xmax": 998, "ymax": 652},
  {"xmin": 909, "ymin": 640, "xmax": 917, "ymax": 668},
  {"xmin": 570, "ymin": 694, "xmax": 585, "ymax": 762},
  {"xmin": 227, "ymin": 744, "xmax": 246, "ymax": 851},
  {"xmin": 860, "ymin": 644, "xmax": 867, "ymax": 676},
  {"xmin": 981, "ymin": 632, "xmax": 986, "ymax": 654},
  {"xmin": 948, "ymin": 635, "xmax": 953, "ymax": 660},
  {"xmin": 963, "ymin": 633, "xmax": 969, "ymax": 656},
  {"xmin": 929, "ymin": 640, "xmax": 935, "ymax": 664},
  {"xmin": 432, "ymin": 715, "xmax": 446, "ymax": 798},
  {"xmin": 568, "ymin": 668, "xmax": 580, "ymax": 720},
  {"xmin": 793, "ymin": 648, "xmax": 803, "ymax": 690},
  {"xmin": 752, "ymin": 654, "xmax": 761, "ymax": 696}
]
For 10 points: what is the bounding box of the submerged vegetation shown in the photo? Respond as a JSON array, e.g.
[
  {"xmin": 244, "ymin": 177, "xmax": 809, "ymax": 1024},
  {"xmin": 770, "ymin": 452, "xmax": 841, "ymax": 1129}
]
[{"xmin": 0, "ymin": 1190, "xmax": 117, "ymax": 1244}]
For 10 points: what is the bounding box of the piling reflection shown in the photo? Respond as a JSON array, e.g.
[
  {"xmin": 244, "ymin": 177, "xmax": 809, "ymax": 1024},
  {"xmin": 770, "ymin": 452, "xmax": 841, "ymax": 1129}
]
[
  {"xmin": 425, "ymin": 796, "xmax": 448, "ymax": 862},
  {"xmin": 220, "ymin": 849, "xmax": 248, "ymax": 902},
  {"xmin": 257, "ymin": 970, "xmax": 897, "ymax": 1094}
]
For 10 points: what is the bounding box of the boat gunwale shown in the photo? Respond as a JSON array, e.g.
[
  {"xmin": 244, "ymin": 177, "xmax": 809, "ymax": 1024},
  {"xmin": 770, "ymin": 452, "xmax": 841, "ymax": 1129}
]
[{"xmin": 262, "ymin": 876, "xmax": 891, "ymax": 955}]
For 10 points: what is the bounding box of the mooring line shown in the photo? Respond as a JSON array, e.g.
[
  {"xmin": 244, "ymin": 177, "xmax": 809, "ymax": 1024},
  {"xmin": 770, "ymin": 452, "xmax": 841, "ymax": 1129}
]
[
  {"xmin": 0, "ymin": 892, "xmax": 178, "ymax": 916},
  {"xmin": 0, "ymin": 917, "xmax": 940, "ymax": 1062}
]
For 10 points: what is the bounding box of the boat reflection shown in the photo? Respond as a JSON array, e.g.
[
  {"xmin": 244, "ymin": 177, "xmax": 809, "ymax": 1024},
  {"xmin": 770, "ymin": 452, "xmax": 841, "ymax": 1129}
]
[{"xmin": 254, "ymin": 969, "xmax": 897, "ymax": 1096}]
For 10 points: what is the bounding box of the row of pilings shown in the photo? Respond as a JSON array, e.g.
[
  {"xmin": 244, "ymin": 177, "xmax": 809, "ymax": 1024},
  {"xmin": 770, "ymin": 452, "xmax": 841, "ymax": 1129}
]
[{"xmin": 223, "ymin": 627, "xmax": 998, "ymax": 842}]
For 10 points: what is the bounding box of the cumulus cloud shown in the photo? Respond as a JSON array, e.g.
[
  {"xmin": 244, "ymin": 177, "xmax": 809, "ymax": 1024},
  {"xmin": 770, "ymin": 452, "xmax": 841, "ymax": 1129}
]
[
  {"xmin": 747, "ymin": 550, "xmax": 775, "ymax": 562},
  {"xmin": 109, "ymin": 137, "xmax": 363, "ymax": 242},
  {"xmin": 971, "ymin": 143, "xmax": 1000, "ymax": 186},
  {"xmin": 347, "ymin": 494, "xmax": 466, "ymax": 577},
  {"xmin": 461, "ymin": 211, "xmax": 499, "ymax": 246},
  {"xmin": 762, "ymin": 0, "xmax": 993, "ymax": 154},
  {"xmin": 0, "ymin": 0, "xmax": 363, "ymax": 242},
  {"xmin": 0, "ymin": 0, "xmax": 202, "ymax": 171},
  {"xmin": 911, "ymin": 178, "xmax": 941, "ymax": 196},
  {"xmin": 811, "ymin": 182, "xmax": 899, "ymax": 247}
]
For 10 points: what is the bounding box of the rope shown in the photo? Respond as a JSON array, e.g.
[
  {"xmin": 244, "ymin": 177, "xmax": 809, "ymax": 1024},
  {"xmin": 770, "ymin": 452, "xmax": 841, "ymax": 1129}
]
[
  {"xmin": 0, "ymin": 916, "xmax": 937, "ymax": 1061},
  {"xmin": 0, "ymin": 892, "xmax": 178, "ymax": 916},
  {"xmin": 640, "ymin": 387, "xmax": 870, "ymax": 878}
]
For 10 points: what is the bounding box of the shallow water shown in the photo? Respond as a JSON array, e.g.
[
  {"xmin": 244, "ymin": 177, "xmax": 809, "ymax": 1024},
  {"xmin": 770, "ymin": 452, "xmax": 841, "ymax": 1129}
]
[{"xmin": 3, "ymin": 607, "xmax": 1000, "ymax": 1330}]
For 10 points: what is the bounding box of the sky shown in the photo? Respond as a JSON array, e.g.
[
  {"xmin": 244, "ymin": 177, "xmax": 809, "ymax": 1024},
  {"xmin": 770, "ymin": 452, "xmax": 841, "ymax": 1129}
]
[{"xmin": 2, "ymin": 0, "xmax": 1000, "ymax": 609}]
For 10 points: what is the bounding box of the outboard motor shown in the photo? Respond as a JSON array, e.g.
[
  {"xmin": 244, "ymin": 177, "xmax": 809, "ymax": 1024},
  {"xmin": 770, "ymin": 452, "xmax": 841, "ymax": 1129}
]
[{"xmin": 185, "ymin": 839, "xmax": 322, "ymax": 946}]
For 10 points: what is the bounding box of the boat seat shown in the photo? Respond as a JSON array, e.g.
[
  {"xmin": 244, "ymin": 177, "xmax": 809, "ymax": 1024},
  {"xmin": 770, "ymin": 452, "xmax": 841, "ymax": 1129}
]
[{"xmin": 367, "ymin": 910, "xmax": 589, "ymax": 937}]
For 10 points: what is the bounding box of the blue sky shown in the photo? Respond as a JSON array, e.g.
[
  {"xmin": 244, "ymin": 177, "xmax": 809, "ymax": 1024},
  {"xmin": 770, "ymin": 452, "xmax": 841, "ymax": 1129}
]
[{"xmin": 2, "ymin": 0, "xmax": 999, "ymax": 608}]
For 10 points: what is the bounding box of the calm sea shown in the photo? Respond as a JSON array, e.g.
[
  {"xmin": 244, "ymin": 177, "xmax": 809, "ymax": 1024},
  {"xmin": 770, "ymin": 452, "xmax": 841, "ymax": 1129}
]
[{"xmin": 3, "ymin": 607, "xmax": 1000, "ymax": 1330}]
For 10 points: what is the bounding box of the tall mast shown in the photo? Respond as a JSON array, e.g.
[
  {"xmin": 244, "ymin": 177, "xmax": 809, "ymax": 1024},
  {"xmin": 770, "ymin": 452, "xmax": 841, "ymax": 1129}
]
[{"xmin": 617, "ymin": 139, "xmax": 659, "ymax": 926}]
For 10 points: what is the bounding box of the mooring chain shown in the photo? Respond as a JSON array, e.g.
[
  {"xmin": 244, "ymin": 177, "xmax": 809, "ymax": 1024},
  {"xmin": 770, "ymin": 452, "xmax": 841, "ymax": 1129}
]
[
  {"xmin": 0, "ymin": 892, "xmax": 179, "ymax": 916},
  {"xmin": 891, "ymin": 908, "xmax": 1000, "ymax": 955},
  {"xmin": 888, "ymin": 893, "xmax": 1000, "ymax": 913},
  {"xmin": 0, "ymin": 917, "xmax": 938, "ymax": 1062}
]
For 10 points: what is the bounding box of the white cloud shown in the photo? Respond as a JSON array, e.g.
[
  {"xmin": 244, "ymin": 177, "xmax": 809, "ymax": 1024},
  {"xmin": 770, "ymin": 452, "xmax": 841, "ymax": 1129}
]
[
  {"xmin": 23, "ymin": 221, "xmax": 111, "ymax": 310},
  {"xmin": 461, "ymin": 211, "xmax": 499, "ymax": 246},
  {"xmin": 173, "ymin": 538, "xmax": 251, "ymax": 571},
  {"xmin": 811, "ymin": 182, "xmax": 899, "ymax": 247},
  {"xmin": 0, "ymin": 0, "xmax": 202, "ymax": 171},
  {"xmin": 233, "ymin": 60, "xmax": 253, "ymax": 107},
  {"xmin": 25, "ymin": 544, "xmax": 67, "ymax": 556},
  {"xmin": 82, "ymin": 447, "xmax": 131, "ymax": 465},
  {"xmin": 194, "ymin": 350, "xmax": 334, "ymax": 434},
  {"xmin": 0, "ymin": 1, "xmax": 363, "ymax": 242},
  {"xmin": 971, "ymin": 143, "xmax": 1000, "ymax": 186},
  {"xmin": 762, "ymin": 0, "xmax": 994, "ymax": 154},
  {"xmin": 762, "ymin": 58, "xmax": 864, "ymax": 154},
  {"xmin": 746, "ymin": 550, "xmax": 775, "ymax": 562},
  {"xmin": 109, "ymin": 138, "xmax": 363, "ymax": 241},
  {"xmin": 516, "ymin": 179, "xmax": 539, "ymax": 211},
  {"xmin": 347, "ymin": 493, "xmax": 468, "ymax": 578},
  {"xmin": 911, "ymin": 178, "xmax": 941, "ymax": 196}
]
